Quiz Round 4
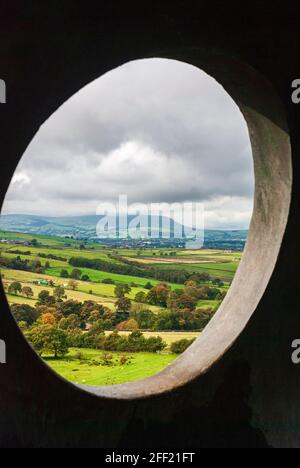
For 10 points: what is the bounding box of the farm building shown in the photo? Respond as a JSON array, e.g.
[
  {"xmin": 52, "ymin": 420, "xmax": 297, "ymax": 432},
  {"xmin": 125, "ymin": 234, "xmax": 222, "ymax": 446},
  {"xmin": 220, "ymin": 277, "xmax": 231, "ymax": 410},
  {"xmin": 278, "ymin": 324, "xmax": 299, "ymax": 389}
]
[{"xmin": 32, "ymin": 279, "xmax": 50, "ymax": 286}]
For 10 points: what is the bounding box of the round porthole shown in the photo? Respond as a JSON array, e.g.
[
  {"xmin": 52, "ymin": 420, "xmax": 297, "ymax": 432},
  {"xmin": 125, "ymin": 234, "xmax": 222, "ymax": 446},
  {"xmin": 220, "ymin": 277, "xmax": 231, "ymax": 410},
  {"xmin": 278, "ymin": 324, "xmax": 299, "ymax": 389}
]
[{"xmin": 0, "ymin": 53, "xmax": 292, "ymax": 400}]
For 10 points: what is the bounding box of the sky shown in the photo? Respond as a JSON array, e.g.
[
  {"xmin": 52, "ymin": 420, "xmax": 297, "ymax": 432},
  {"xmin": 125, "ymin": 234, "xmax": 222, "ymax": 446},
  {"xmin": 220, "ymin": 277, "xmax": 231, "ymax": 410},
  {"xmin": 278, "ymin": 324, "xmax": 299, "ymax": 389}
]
[{"xmin": 2, "ymin": 58, "xmax": 254, "ymax": 230}]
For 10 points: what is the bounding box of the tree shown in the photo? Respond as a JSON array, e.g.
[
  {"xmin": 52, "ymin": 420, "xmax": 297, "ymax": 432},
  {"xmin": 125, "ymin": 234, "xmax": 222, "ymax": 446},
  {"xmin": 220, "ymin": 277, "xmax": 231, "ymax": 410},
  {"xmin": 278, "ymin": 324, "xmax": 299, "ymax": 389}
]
[
  {"xmin": 207, "ymin": 287, "xmax": 221, "ymax": 300},
  {"xmin": 59, "ymin": 299, "xmax": 81, "ymax": 318},
  {"xmin": 88, "ymin": 310, "xmax": 103, "ymax": 323},
  {"xmin": 10, "ymin": 303, "xmax": 39, "ymax": 326},
  {"xmin": 114, "ymin": 284, "xmax": 132, "ymax": 298},
  {"xmin": 21, "ymin": 286, "xmax": 34, "ymax": 298},
  {"xmin": 60, "ymin": 269, "xmax": 69, "ymax": 278},
  {"xmin": 144, "ymin": 282, "xmax": 153, "ymax": 290},
  {"xmin": 212, "ymin": 278, "xmax": 224, "ymax": 287},
  {"xmin": 190, "ymin": 272, "xmax": 211, "ymax": 284},
  {"xmin": 59, "ymin": 314, "xmax": 80, "ymax": 330},
  {"xmin": 133, "ymin": 309, "xmax": 155, "ymax": 329},
  {"xmin": 25, "ymin": 324, "xmax": 52, "ymax": 356},
  {"xmin": 37, "ymin": 290, "xmax": 55, "ymax": 306},
  {"xmin": 8, "ymin": 281, "xmax": 22, "ymax": 295},
  {"xmin": 53, "ymin": 285, "xmax": 66, "ymax": 301},
  {"xmin": 30, "ymin": 239, "xmax": 39, "ymax": 247},
  {"xmin": 115, "ymin": 297, "xmax": 132, "ymax": 323},
  {"xmin": 26, "ymin": 325, "xmax": 69, "ymax": 358},
  {"xmin": 68, "ymin": 279, "xmax": 78, "ymax": 291},
  {"xmin": 81, "ymin": 274, "xmax": 90, "ymax": 282},
  {"xmin": 154, "ymin": 310, "xmax": 180, "ymax": 330},
  {"xmin": 134, "ymin": 291, "xmax": 147, "ymax": 303},
  {"xmin": 40, "ymin": 312, "xmax": 57, "ymax": 326},
  {"xmin": 193, "ymin": 308, "xmax": 215, "ymax": 330},
  {"xmin": 146, "ymin": 283, "xmax": 171, "ymax": 307},
  {"xmin": 169, "ymin": 293, "xmax": 197, "ymax": 311},
  {"xmin": 70, "ymin": 268, "xmax": 82, "ymax": 280}
]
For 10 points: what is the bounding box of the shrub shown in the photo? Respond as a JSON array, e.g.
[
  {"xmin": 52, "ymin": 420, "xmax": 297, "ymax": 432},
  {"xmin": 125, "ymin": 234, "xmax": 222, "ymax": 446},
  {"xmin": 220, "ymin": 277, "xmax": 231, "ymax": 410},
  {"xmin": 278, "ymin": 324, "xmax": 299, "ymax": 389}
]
[
  {"xmin": 100, "ymin": 352, "xmax": 114, "ymax": 366},
  {"xmin": 81, "ymin": 274, "xmax": 90, "ymax": 282},
  {"xmin": 60, "ymin": 269, "xmax": 69, "ymax": 278},
  {"xmin": 102, "ymin": 278, "xmax": 115, "ymax": 284},
  {"xmin": 74, "ymin": 351, "xmax": 86, "ymax": 361},
  {"xmin": 170, "ymin": 338, "xmax": 196, "ymax": 354},
  {"xmin": 116, "ymin": 319, "xmax": 138, "ymax": 331},
  {"xmin": 119, "ymin": 355, "xmax": 129, "ymax": 365}
]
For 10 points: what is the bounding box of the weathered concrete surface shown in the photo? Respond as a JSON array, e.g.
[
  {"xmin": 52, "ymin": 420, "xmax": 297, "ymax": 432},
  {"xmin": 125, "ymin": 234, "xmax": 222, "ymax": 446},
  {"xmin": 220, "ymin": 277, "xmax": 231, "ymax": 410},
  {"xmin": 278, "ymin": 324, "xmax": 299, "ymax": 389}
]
[{"xmin": 0, "ymin": 1, "xmax": 299, "ymax": 448}]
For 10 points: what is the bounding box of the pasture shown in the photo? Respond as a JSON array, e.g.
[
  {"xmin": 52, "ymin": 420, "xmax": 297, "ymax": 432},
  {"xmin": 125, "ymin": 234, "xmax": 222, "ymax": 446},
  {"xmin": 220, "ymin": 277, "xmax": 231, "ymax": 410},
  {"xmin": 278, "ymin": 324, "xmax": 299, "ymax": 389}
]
[
  {"xmin": 45, "ymin": 348, "xmax": 178, "ymax": 386},
  {"xmin": 0, "ymin": 230, "xmax": 243, "ymax": 385}
]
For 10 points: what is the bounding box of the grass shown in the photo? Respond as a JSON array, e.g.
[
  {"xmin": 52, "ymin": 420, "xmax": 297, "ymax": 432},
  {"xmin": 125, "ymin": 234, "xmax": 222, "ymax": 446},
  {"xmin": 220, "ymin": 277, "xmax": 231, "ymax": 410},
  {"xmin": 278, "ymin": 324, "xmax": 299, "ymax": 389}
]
[
  {"xmin": 0, "ymin": 233, "xmax": 241, "ymax": 386},
  {"xmin": 152, "ymin": 261, "xmax": 238, "ymax": 279},
  {"xmin": 1, "ymin": 251, "xmax": 67, "ymax": 268},
  {"xmin": 197, "ymin": 299, "xmax": 221, "ymax": 310},
  {"xmin": 45, "ymin": 266, "xmax": 184, "ymax": 292},
  {"xmin": 2, "ymin": 268, "xmax": 164, "ymax": 312},
  {"xmin": 6, "ymin": 293, "xmax": 36, "ymax": 305},
  {"xmin": 45, "ymin": 348, "xmax": 178, "ymax": 386}
]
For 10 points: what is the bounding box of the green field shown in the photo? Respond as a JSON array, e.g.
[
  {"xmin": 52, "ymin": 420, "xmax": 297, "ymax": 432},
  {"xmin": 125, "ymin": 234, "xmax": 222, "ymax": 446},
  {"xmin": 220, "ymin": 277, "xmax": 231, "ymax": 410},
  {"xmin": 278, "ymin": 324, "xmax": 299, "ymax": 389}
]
[
  {"xmin": 0, "ymin": 230, "xmax": 242, "ymax": 385},
  {"xmin": 2, "ymin": 269, "xmax": 163, "ymax": 312},
  {"xmin": 45, "ymin": 348, "xmax": 177, "ymax": 386},
  {"xmin": 44, "ymin": 266, "xmax": 183, "ymax": 291},
  {"xmin": 149, "ymin": 261, "xmax": 237, "ymax": 279},
  {"xmin": 1, "ymin": 230, "xmax": 241, "ymax": 317},
  {"xmin": 1, "ymin": 231, "xmax": 240, "ymax": 316}
]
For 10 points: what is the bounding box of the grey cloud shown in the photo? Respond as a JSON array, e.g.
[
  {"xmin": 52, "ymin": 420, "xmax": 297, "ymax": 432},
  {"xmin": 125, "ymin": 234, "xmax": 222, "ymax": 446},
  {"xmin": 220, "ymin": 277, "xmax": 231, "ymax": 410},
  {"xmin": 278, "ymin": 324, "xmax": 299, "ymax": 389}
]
[{"xmin": 3, "ymin": 58, "xmax": 254, "ymax": 229}]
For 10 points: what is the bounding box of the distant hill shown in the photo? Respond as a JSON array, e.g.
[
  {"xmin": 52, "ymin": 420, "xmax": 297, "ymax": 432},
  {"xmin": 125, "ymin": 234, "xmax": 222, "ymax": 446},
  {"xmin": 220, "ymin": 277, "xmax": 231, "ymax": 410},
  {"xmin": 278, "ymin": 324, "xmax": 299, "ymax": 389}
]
[{"xmin": 0, "ymin": 214, "xmax": 248, "ymax": 249}]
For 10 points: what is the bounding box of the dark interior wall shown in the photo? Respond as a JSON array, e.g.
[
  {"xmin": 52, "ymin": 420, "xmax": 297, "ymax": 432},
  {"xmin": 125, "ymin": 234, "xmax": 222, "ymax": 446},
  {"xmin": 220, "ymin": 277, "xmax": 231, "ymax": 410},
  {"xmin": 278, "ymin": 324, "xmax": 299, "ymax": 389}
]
[{"xmin": 0, "ymin": 1, "xmax": 300, "ymax": 448}]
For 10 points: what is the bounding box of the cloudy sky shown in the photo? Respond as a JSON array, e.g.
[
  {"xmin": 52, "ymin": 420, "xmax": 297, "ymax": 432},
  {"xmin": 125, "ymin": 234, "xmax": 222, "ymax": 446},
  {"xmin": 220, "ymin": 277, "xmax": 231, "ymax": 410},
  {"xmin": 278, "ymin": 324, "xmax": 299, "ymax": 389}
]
[{"xmin": 2, "ymin": 58, "xmax": 254, "ymax": 229}]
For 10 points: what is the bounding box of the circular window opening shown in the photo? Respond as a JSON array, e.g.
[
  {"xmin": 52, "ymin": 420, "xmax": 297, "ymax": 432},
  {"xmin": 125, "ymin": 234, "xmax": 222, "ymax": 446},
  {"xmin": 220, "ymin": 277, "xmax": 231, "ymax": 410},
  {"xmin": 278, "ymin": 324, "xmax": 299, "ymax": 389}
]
[{"xmin": 0, "ymin": 58, "xmax": 255, "ymax": 391}]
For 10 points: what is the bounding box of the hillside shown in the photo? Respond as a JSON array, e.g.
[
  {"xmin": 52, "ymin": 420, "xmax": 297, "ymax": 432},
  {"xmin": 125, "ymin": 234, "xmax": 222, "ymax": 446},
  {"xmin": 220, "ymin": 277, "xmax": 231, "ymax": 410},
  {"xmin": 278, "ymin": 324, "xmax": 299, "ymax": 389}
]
[{"xmin": 0, "ymin": 214, "xmax": 248, "ymax": 250}]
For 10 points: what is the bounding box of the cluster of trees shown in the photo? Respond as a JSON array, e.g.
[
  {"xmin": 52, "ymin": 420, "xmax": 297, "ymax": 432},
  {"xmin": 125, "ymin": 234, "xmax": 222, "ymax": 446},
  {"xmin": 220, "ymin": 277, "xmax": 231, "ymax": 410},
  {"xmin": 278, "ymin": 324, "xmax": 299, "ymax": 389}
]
[
  {"xmin": 110, "ymin": 254, "xmax": 195, "ymax": 284},
  {"xmin": 69, "ymin": 330, "xmax": 167, "ymax": 353},
  {"xmin": 8, "ymin": 282, "xmax": 34, "ymax": 299},
  {"xmin": 60, "ymin": 268, "xmax": 90, "ymax": 282},
  {"xmin": 8, "ymin": 250, "xmax": 32, "ymax": 255},
  {"xmin": 10, "ymin": 281, "xmax": 215, "ymax": 359},
  {"xmin": 38, "ymin": 253, "xmax": 67, "ymax": 262},
  {"xmin": 133, "ymin": 280, "xmax": 224, "ymax": 308},
  {"xmin": 11, "ymin": 298, "xmax": 168, "ymax": 357},
  {"xmin": 0, "ymin": 255, "xmax": 47, "ymax": 274},
  {"xmin": 7, "ymin": 277, "xmax": 219, "ymax": 332},
  {"xmin": 68, "ymin": 255, "xmax": 214, "ymax": 285},
  {"xmin": 69, "ymin": 256, "xmax": 146, "ymax": 277},
  {"xmin": 132, "ymin": 307, "xmax": 214, "ymax": 331}
]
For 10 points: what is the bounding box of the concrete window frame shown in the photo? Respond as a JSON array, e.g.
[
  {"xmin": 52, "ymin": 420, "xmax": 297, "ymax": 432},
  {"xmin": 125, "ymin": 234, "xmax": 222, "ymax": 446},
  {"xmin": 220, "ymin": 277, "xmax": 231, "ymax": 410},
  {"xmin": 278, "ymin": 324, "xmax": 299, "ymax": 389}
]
[{"xmin": 2, "ymin": 49, "xmax": 292, "ymax": 401}]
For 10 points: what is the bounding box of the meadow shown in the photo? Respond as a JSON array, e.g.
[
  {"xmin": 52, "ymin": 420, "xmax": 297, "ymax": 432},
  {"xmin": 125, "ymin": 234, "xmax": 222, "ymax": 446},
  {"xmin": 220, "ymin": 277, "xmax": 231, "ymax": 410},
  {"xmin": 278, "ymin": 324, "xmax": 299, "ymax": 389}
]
[
  {"xmin": 0, "ymin": 230, "xmax": 242, "ymax": 385},
  {"xmin": 45, "ymin": 348, "xmax": 177, "ymax": 386}
]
